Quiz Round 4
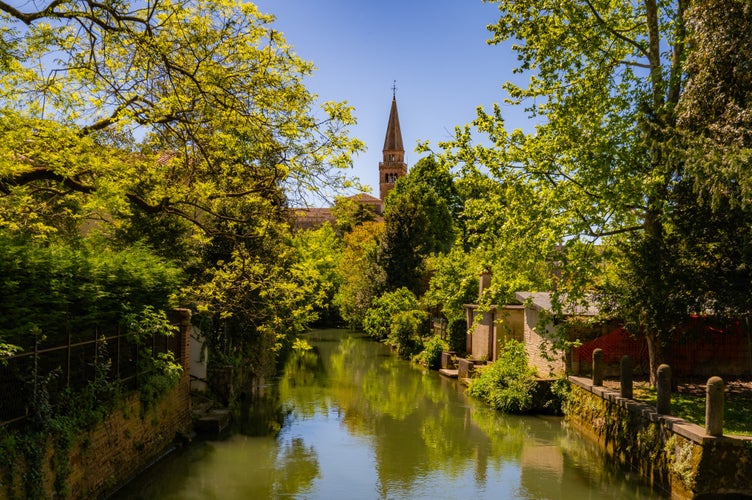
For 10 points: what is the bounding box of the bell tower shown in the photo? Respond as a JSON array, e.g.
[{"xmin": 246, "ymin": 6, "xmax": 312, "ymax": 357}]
[{"xmin": 379, "ymin": 82, "xmax": 407, "ymax": 202}]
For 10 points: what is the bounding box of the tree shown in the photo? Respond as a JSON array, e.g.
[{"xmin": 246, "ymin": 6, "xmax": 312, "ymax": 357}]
[
  {"xmin": 379, "ymin": 157, "xmax": 454, "ymax": 295},
  {"xmin": 437, "ymin": 0, "xmax": 693, "ymax": 382},
  {"xmin": 671, "ymin": 0, "xmax": 752, "ymax": 326},
  {"xmin": 0, "ymin": 0, "xmax": 364, "ymax": 240},
  {"xmin": 0, "ymin": 0, "xmax": 365, "ymax": 389},
  {"xmin": 330, "ymin": 195, "xmax": 377, "ymax": 234},
  {"xmin": 292, "ymin": 222, "xmax": 344, "ymax": 326},
  {"xmin": 677, "ymin": 0, "xmax": 752, "ymax": 204},
  {"xmin": 334, "ymin": 221, "xmax": 385, "ymax": 329}
]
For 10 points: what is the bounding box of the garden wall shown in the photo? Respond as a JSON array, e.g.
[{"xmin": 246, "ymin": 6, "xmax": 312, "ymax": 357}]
[
  {"xmin": 0, "ymin": 309, "xmax": 193, "ymax": 499},
  {"xmin": 566, "ymin": 376, "xmax": 752, "ymax": 499}
]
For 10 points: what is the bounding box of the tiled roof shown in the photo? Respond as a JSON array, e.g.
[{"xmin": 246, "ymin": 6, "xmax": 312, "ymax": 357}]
[{"xmin": 515, "ymin": 291, "xmax": 600, "ymax": 316}]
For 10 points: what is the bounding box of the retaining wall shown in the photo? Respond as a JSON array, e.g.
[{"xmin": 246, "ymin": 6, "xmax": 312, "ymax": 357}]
[
  {"xmin": 566, "ymin": 376, "xmax": 752, "ymax": 499},
  {"xmin": 0, "ymin": 309, "xmax": 193, "ymax": 499}
]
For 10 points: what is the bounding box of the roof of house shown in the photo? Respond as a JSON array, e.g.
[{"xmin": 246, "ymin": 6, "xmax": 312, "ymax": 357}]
[
  {"xmin": 292, "ymin": 207, "xmax": 335, "ymax": 230},
  {"xmin": 515, "ymin": 291, "xmax": 600, "ymax": 317},
  {"xmin": 349, "ymin": 193, "xmax": 382, "ymax": 204}
]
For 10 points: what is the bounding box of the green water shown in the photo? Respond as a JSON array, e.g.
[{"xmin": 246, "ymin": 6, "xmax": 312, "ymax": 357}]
[{"xmin": 114, "ymin": 329, "xmax": 663, "ymax": 499}]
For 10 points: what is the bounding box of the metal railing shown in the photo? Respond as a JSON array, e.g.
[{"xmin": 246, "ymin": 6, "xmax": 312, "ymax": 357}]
[{"xmin": 0, "ymin": 325, "xmax": 182, "ymax": 427}]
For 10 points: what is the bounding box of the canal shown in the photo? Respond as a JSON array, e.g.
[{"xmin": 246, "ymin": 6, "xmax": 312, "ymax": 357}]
[{"xmin": 114, "ymin": 329, "xmax": 663, "ymax": 499}]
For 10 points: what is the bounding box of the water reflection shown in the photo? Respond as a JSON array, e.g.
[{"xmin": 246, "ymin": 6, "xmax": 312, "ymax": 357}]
[{"xmin": 114, "ymin": 329, "xmax": 663, "ymax": 499}]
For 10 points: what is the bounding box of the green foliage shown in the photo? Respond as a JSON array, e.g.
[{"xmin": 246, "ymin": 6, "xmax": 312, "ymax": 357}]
[
  {"xmin": 331, "ymin": 196, "xmax": 377, "ymax": 234},
  {"xmin": 447, "ymin": 318, "xmax": 468, "ymax": 355},
  {"xmin": 468, "ymin": 340, "xmax": 537, "ymax": 414},
  {"xmin": 379, "ymin": 160, "xmax": 455, "ymax": 295},
  {"xmin": 0, "ymin": 0, "xmax": 364, "ymax": 241},
  {"xmin": 292, "ymin": 222, "xmax": 344, "ymax": 327},
  {"xmin": 189, "ymin": 233, "xmax": 319, "ymax": 377},
  {"xmin": 677, "ymin": 0, "xmax": 752, "ymax": 205},
  {"xmin": 414, "ymin": 335, "xmax": 448, "ymax": 370},
  {"xmin": 0, "ymin": 235, "xmax": 181, "ymax": 349},
  {"xmin": 363, "ymin": 288, "xmax": 419, "ymax": 341},
  {"xmin": 422, "ymin": 248, "xmax": 479, "ymax": 323},
  {"xmin": 387, "ymin": 309, "xmax": 430, "ymax": 359},
  {"xmin": 0, "ymin": 0, "xmax": 365, "ymax": 398},
  {"xmin": 334, "ymin": 221, "xmax": 385, "ymax": 329},
  {"xmin": 430, "ymin": 0, "xmax": 752, "ymax": 382},
  {"xmin": 124, "ymin": 306, "xmax": 183, "ymax": 412}
]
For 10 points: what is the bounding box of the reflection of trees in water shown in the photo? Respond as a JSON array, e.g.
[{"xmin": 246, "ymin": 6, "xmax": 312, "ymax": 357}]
[
  {"xmin": 272, "ymin": 437, "xmax": 321, "ymax": 497},
  {"xmin": 302, "ymin": 329, "xmax": 535, "ymax": 496},
  {"xmin": 554, "ymin": 426, "xmax": 656, "ymax": 498},
  {"xmin": 276, "ymin": 330, "xmax": 648, "ymax": 498}
]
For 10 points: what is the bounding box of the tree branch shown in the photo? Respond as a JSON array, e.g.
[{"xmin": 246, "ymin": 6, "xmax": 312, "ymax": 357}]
[
  {"xmin": 584, "ymin": 0, "xmax": 649, "ymax": 59},
  {"xmin": 1, "ymin": 167, "xmax": 94, "ymax": 194}
]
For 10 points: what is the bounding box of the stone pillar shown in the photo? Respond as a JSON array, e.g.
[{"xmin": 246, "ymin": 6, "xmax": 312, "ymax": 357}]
[
  {"xmin": 656, "ymin": 364, "xmax": 672, "ymax": 415},
  {"xmin": 705, "ymin": 376, "xmax": 724, "ymax": 437},
  {"xmin": 592, "ymin": 348, "xmax": 604, "ymax": 386},
  {"xmin": 170, "ymin": 308, "xmax": 192, "ymax": 371},
  {"xmin": 458, "ymin": 358, "xmax": 474, "ymax": 379},
  {"xmin": 620, "ymin": 355, "xmax": 633, "ymax": 399},
  {"xmin": 479, "ymin": 269, "xmax": 492, "ymax": 298},
  {"xmin": 441, "ymin": 352, "xmax": 453, "ymax": 370}
]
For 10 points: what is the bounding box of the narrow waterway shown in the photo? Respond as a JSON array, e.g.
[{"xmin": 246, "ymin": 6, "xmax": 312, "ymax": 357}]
[{"xmin": 115, "ymin": 329, "xmax": 663, "ymax": 499}]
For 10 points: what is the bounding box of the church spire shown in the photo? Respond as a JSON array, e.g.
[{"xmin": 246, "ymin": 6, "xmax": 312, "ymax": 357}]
[
  {"xmin": 383, "ymin": 83, "xmax": 404, "ymax": 153},
  {"xmin": 379, "ymin": 83, "xmax": 407, "ymax": 202}
]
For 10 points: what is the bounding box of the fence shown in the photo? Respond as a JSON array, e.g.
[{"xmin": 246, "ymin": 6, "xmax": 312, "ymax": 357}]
[{"xmin": 0, "ymin": 318, "xmax": 186, "ymax": 428}]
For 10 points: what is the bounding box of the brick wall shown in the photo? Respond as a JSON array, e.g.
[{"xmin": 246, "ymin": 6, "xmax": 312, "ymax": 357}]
[
  {"xmin": 71, "ymin": 375, "xmax": 191, "ymax": 497},
  {"xmin": 0, "ymin": 312, "xmax": 193, "ymax": 499}
]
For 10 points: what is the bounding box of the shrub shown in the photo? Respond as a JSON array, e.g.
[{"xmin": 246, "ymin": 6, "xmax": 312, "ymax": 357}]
[
  {"xmin": 387, "ymin": 309, "xmax": 429, "ymax": 359},
  {"xmin": 468, "ymin": 339, "xmax": 537, "ymax": 413},
  {"xmin": 0, "ymin": 236, "xmax": 182, "ymax": 348},
  {"xmin": 447, "ymin": 318, "xmax": 467, "ymax": 354},
  {"xmin": 363, "ymin": 288, "xmax": 418, "ymax": 340},
  {"xmin": 415, "ymin": 335, "xmax": 448, "ymax": 369}
]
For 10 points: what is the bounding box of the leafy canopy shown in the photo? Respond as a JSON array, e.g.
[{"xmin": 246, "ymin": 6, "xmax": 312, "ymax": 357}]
[{"xmin": 0, "ymin": 0, "xmax": 364, "ymax": 239}]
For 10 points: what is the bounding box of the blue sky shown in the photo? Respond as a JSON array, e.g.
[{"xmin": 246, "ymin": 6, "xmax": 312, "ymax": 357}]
[{"xmin": 254, "ymin": 0, "xmax": 534, "ymax": 200}]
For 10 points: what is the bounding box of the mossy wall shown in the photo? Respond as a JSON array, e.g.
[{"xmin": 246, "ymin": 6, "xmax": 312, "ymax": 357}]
[
  {"xmin": 566, "ymin": 376, "xmax": 752, "ymax": 499},
  {"xmin": 1, "ymin": 311, "xmax": 193, "ymax": 499},
  {"xmin": 0, "ymin": 375, "xmax": 191, "ymax": 499}
]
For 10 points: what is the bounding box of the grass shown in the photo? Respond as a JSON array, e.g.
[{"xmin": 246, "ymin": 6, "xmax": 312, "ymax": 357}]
[{"xmin": 632, "ymin": 382, "xmax": 752, "ymax": 437}]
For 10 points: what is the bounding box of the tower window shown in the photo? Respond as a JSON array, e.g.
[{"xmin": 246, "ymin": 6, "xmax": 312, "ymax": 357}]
[
  {"xmin": 390, "ymin": 154, "xmax": 395, "ymax": 161},
  {"xmin": 385, "ymin": 173, "xmax": 399, "ymax": 184}
]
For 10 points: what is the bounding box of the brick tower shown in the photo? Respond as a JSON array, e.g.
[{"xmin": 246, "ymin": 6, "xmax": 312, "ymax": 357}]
[{"xmin": 379, "ymin": 85, "xmax": 407, "ymax": 202}]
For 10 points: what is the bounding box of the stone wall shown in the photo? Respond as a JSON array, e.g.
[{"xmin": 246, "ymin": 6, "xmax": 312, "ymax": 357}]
[
  {"xmin": 0, "ymin": 310, "xmax": 193, "ymax": 499},
  {"xmin": 566, "ymin": 376, "xmax": 752, "ymax": 499},
  {"xmin": 74, "ymin": 377, "xmax": 191, "ymax": 497},
  {"xmin": 523, "ymin": 308, "xmax": 566, "ymax": 377}
]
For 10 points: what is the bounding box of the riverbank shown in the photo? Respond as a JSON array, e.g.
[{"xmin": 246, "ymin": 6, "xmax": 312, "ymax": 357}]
[{"xmin": 566, "ymin": 375, "xmax": 752, "ymax": 499}]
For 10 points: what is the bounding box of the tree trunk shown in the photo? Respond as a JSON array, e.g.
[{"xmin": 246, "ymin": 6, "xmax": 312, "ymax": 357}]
[{"xmin": 645, "ymin": 331, "xmax": 665, "ymax": 386}]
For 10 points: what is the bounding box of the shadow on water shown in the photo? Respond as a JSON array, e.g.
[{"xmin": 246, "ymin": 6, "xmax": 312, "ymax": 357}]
[{"xmin": 112, "ymin": 328, "xmax": 665, "ymax": 499}]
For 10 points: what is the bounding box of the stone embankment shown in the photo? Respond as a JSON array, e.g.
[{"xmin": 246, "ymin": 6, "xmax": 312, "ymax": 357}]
[{"xmin": 567, "ymin": 350, "xmax": 752, "ymax": 499}]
